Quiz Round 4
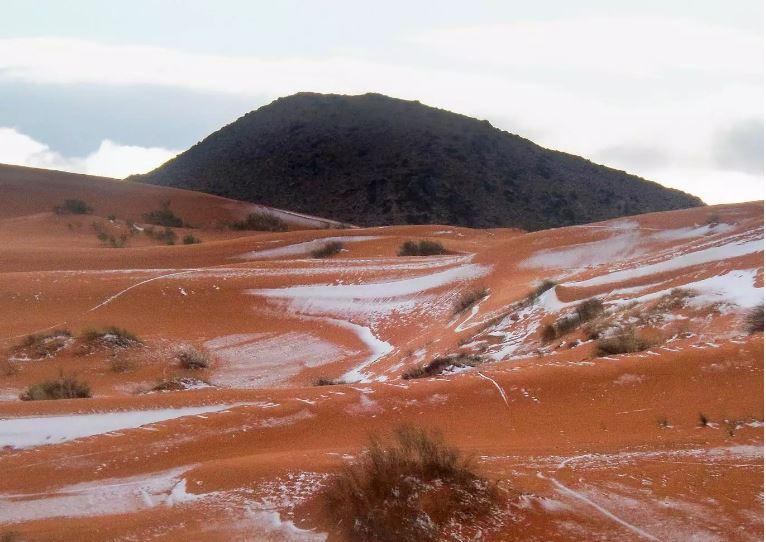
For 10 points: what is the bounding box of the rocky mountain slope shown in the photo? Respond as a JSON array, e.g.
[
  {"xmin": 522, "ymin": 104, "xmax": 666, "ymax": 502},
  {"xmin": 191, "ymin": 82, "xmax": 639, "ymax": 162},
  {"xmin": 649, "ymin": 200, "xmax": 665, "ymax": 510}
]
[
  {"xmin": 132, "ymin": 93, "xmax": 704, "ymax": 230},
  {"xmin": 0, "ymin": 168, "xmax": 761, "ymax": 541}
]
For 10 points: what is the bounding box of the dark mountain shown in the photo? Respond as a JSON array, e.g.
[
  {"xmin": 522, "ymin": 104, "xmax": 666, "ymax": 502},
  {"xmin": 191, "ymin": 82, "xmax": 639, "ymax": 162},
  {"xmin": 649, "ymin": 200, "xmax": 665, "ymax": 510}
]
[{"xmin": 132, "ymin": 93, "xmax": 704, "ymax": 230}]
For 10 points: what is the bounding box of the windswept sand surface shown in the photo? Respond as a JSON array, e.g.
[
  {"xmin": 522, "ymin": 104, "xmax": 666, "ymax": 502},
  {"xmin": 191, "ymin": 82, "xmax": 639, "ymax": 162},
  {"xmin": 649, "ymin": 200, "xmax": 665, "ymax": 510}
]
[{"xmin": 0, "ymin": 169, "xmax": 762, "ymax": 541}]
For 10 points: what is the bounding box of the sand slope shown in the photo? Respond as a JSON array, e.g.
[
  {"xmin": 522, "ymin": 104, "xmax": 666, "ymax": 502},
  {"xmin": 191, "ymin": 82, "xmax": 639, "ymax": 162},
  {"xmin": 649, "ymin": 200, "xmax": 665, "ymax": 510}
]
[{"xmin": 0, "ymin": 169, "xmax": 762, "ymax": 541}]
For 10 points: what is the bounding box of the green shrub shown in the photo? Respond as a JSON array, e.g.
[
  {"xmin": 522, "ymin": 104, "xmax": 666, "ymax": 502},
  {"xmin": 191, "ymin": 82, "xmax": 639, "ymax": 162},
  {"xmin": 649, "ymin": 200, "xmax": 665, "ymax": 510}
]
[
  {"xmin": 323, "ymin": 425, "xmax": 499, "ymax": 542},
  {"xmin": 143, "ymin": 200, "xmax": 183, "ymax": 227},
  {"xmin": 230, "ymin": 212, "xmax": 288, "ymax": 232},
  {"xmin": 54, "ymin": 199, "xmax": 92, "ymax": 215},
  {"xmin": 20, "ymin": 375, "xmax": 91, "ymax": 400},
  {"xmin": 311, "ymin": 240, "xmax": 344, "ymax": 258},
  {"xmin": 397, "ymin": 240, "xmax": 448, "ymax": 256}
]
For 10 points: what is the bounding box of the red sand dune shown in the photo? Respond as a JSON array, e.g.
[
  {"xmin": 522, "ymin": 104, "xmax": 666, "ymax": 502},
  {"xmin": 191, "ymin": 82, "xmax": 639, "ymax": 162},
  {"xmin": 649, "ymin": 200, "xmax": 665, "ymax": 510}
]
[{"xmin": 0, "ymin": 165, "xmax": 762, "ymax": 541}]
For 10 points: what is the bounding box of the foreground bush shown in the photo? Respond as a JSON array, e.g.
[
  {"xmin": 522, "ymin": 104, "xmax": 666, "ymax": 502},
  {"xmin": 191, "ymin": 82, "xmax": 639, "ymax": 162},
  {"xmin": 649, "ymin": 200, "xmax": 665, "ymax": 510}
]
[
  {"xmin": 746, "ymin": 304, "xmax": 764, "ymax": 334},
  {"xmin": 20, "ymin": 375, "xmax": 91, "ymax": 400},
  {"xmin": 311, "ymin": 240, "xmax": 344, "ymax": 258},
  {"xmin": 397, "ymin": 240, "xmax": 448, "ymax": 256},
  {"xmin": 54, "ymin": 199, "xmax": 92, "ymax": 215},
  {"xmin": 402, "ymin": 354, "xmax": 485, "ymax": 380},
  {"xmin": 324, "ymin": 425, "xmax": 499, "ymax": 542},
  {"xmin": 230, "ymin": 211, "xmax": 288, "ymax": 232}
]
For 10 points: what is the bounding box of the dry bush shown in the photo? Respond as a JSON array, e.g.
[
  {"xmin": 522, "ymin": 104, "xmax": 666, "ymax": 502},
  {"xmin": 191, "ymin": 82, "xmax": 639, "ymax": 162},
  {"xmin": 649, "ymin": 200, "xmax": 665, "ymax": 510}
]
[
  {"xmin": 109, "ymin": 355, "xmax": 135, "ymax": 373},
  {"xmin": 142, "ymin": 200, "xmax": 184, "ymax": 227},
  {"xmin": 182, "ymin": 234, "xmax": 201, "ymax": 245},
  {"xmin": 453, "ymin": 287, "xmax": 489, "ymax": 315},
  {"xmin": 150, "ymin": 377, "xmax": 209, "ymax": 392},
  {"xmin": 230, "ymin": 211, "xmax": 288, "ymax": 232},
  {"xmin": 594, "ymin": 327, "xmax": 653, "ymax": 356},
  {"xmin": 397, "ymin": 240, "xmax": 448, "ymax": 256},
  {"xmin": 323, "ymin": 425, "xmax": 500, "ymax": 542},
  {"xmin": 541, "ymin": 298, "xmax": 604, "ymax": 342},
  {"xmin": 177, "ymin": 346, "xmax": 210, "ymax": 370},
  {"xmin": 14, "ymin": 329, "xmax": 72, "ymax": 359},
  {"xmin": 311, "ymin": 240, "xmax": 344, "ymax": 258},
  {"xmin": 82, "ymin": 326, "xmax": 142, "ymax": 349},
  {"xmin": 314, "ymin": 376, "xmax": 346, "ymax": 386},
  {"xmin": 20, "ymin": 375, "xmax": 91, "ymax": 400},
  {"xmin": 402, "ymin": 354, "xmax": 484, "ymax": 380},
  {"xmin": 53, "ymin": 199, "xmax": 92, "ymax": 215},
  {"xmin": 524, "ymin": 279, "xmax": 556, "ymax": 305},
  {"xmin": 746, "ymin": 304, "xmax": 764, "ymax": 334}
]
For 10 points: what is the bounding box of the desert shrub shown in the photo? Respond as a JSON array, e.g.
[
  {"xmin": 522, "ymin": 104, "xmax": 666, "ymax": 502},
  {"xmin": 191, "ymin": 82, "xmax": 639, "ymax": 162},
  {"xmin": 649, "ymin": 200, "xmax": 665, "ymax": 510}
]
[
  {"xmin": 150, "ymin": 377, "xmax": 210, "ymax": 392},
  {"xmin": 177, "ymin": 346, "xmax": 210, "ymax": 370},
  {"xmin": 454, "ymin": 287, "xmax": 489, "ymax": 315},
  {"xmin": 594, "ymin": 328, "xmax": 653, "ymax": 356},
  {"xmin": 654, "ymin": 288, "xmax": 694, "ymax": 312},
  {"xmin": 402, "ymin": 354, "xmax": 484, "ymax": 380},
  {"xmin": 746, "ymin": 304, "xmax": 764, "ymax": 334},
  {"xmin": 698, "ymin": 413, "xmax": 710, "ymax": 427},
  {"xmin": 324, "ymin": 425, "xmax": 499, "ymax": 542},
  {"xmin": 182, "ymin": 234, "xmax": 201, "ymax": 245},
  {"xmin": 541, "ymin": 298, "xmax": 604, "ymax": 342},
  {"xmin": 397, "ymin": 240, "xmax": 448, "ymax": 256},
  {"xmin": 109, "ymin": 355, "xmax": 134, "ymax": 373},
  {"xmin": 54, "ymin": 199, "xmax": 92, "ymax": 215},
  {"xmin": 311, "ymin": 240, "xmax": 344, "ymax": 258},
  {"xmin": 15, "ymin": 329, "xmax": 72, "ymax": 359},
  {"xmin": 82, "ymin": 326, "xmax": 142, "ymax": 348},
  {"xmin": 524, "ymin": 279, "xmax": 556, "ymax": 305},
  {"xmin": 142, "ymin": 200, "xmax": 183, "ymax": 227},
  {"xmin": 20, "ymin": 375, "xmax": 91, "ymax": 400},
  {"xmin": 576, "ymin": 298, "xmax": 604, "ymax": 321},
  {"xmin": 314, "ymin": 376, "xmax": 346, "ymax": 386},
  {"xmin": 230, "ymin": 211, "xmax": 288, "ymax": 232},
  {"xmin": 704, "ymin": 213, "xmax": 721, "ymax": 226}
]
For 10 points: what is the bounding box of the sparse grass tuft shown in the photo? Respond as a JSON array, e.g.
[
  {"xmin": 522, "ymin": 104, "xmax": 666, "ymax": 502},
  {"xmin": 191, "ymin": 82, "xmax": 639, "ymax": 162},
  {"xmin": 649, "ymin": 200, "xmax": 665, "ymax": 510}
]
[
  {"xmin": 177, "ymin": 346, "xmax": 210, "ymax": 370},
  {"xmin": 402, "ymin": 354, "xmax": 485, "ymax": 380},
  {"xmin": 454, "ymin": 287, "xmax": 489, "ymax": 315},
  {"xmin": 397, "ymin": 240, "xmax": 448, "ymax": 256},
  {"xmin": 15, "ymin": 329, "xmax": 72, "ymax": 359},
  {"xmin": 323, "ymin": 425, "xmax": 500, "ymax": 542},
  {"xmin": 311, "ymin": 240, "xmax": 344, "ymax": 258},
  {"xmin": 230, "ymin": 211, "xmax": 288, "ymax": 232},
  {"xmin": 182, "ymin": 234, "xmax": 201, "ymax": 245},
  {"xmin": 20, "ymin": 375, "xmax": 91, "ymax": 401},
  {"xmin": 54, "ymin": 199, "xmax": 92, "ymax": 215},
  {"xmin": 746, "ymin": 304, "xmax": 763, "ymax": 334}
]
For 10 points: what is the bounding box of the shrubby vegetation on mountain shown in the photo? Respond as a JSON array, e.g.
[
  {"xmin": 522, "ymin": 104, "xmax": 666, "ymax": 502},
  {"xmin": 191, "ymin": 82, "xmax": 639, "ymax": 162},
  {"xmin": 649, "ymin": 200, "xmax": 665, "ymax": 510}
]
[{"xmin": 133, "ymin": 92, "xmax": 703, "ymax": 230}]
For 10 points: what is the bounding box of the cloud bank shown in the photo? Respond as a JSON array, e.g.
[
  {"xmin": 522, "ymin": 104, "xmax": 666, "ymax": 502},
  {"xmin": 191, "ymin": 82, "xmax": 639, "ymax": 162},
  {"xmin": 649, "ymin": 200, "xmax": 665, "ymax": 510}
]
[{"xmin": 0, "ymin": 127, "xmax": 178, "ymax": 178}]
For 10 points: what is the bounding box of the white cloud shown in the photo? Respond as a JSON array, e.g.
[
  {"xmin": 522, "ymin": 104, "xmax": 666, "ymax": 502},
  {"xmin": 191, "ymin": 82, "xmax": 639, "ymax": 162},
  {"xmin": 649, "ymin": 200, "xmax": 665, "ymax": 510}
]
[
  {"xmin": 0, "ymin": 127, "xmax": 178, "ymax": 178},
  {"xmin": 0, "ymin": 17, "xmax": 761, "ymax": 202}
]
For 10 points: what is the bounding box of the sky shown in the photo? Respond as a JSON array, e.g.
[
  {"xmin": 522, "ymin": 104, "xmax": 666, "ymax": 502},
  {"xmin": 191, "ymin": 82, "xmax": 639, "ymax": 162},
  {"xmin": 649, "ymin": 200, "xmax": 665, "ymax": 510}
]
[{"xmin": 0, "ymin": 0, "xmax": 763, "ymax": 204}]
